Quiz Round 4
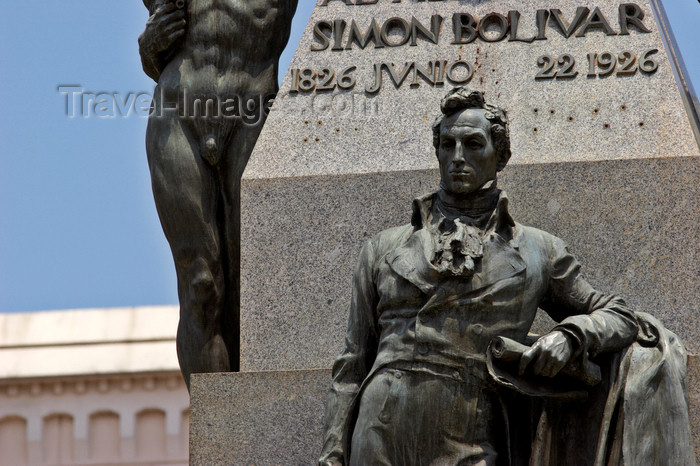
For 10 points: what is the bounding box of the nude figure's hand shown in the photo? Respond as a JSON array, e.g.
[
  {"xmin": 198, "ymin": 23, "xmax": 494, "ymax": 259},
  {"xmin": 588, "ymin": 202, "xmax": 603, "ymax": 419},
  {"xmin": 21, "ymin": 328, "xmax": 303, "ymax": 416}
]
[
  {"xmin": 518, "ymin": 330, "xmax": 574, "ymax": 378},
  {"xmin": 138, "ymin": 3, "xmax": 186, "ymax": 61}
]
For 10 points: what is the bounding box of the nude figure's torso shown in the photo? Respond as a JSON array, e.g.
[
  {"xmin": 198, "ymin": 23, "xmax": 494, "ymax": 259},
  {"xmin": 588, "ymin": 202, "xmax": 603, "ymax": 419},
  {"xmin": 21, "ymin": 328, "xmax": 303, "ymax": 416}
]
[{"xmin": 159, "ymin": 0, "xmax": 293, "ymax": 109}]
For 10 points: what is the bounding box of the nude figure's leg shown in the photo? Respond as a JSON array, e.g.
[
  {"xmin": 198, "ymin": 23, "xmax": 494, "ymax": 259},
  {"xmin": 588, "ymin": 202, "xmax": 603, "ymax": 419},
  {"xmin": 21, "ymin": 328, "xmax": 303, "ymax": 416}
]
[
  {"xmin": 218, "ymin": 118, "xmax": 266, "ymax": 372},
  {"xmin": 146, "ymin": 112, "xmax": 230, "ymax": 387}
]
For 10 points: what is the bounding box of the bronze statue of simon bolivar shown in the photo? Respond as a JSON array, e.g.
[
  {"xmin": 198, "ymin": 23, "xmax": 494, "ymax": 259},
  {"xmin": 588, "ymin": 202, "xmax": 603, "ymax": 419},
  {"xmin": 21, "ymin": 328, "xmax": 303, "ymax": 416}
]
[{"xmin": 320, "ymin": 87, "xmax": 694, "ymax": 466}]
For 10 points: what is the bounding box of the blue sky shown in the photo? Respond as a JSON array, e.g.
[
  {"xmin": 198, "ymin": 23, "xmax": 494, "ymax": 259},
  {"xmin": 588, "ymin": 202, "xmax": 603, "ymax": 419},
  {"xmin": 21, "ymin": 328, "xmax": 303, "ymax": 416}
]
[{"xmin": 0, "ymin": 1, "xmax": 698, "ymax": 313}]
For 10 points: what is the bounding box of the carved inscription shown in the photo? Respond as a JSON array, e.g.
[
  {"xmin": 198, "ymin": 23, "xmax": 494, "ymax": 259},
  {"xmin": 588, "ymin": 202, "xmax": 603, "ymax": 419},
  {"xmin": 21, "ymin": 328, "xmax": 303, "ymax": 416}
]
[
  {"xmin": 290, "ymin": 66, "xmax": 358, "ymax": 93},
  {"xmin": 535, "ymin": 48, "xmax": 658, "ymax": 80},
  {"xmin": 586, "ymin": 48, "xmax": 659, "ymax": 77},
  {"xmin": 536, "ymin": 54, "xmax": 578, "ymax": 80},
  {"xmin": 290, "ymin": 60, "xmax": 473, "ymax": 93},
  {"xmin": 293, "ymin": 3, "xmax": 656, "ymax": 93},
  {"xmin": 311, "ymin": 4, "xmax": 652, "ymax": 49}
]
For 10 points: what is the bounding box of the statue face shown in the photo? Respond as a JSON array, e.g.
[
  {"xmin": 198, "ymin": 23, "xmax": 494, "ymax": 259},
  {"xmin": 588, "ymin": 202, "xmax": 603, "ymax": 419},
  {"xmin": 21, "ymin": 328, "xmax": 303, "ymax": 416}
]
[{"xmin": 438, "ymin": 109, "xmax": 498, "ymax": 195}]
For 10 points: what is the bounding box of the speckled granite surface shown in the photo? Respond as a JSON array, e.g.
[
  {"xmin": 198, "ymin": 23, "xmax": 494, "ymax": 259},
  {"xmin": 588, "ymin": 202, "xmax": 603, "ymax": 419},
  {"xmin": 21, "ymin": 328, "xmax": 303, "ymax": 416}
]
[
  {"xmin": 190, "ymin": 370, "xmax": 330, "ymax": 465},
  {"xmin": 240, "ymin": 0, "xmax": 699, "ymax": 372},
  {"xmin": 241, "ymin": 156, "xmax": 699, "ymax": 371},
  {"xmin": 191, "ymin": 359, "xmax": 700, "ymax": 464},
  {"xmin": 245, "ymin": 0, "xmax": 699, "ymax": 181}
]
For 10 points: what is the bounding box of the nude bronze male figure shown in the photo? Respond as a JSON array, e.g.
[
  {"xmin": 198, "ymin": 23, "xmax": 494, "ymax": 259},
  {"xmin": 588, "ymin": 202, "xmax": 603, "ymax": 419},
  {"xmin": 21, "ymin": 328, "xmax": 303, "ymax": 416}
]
[{"xmin": 139, "ymin": 0, "xmax": 297, "ymax": 387}]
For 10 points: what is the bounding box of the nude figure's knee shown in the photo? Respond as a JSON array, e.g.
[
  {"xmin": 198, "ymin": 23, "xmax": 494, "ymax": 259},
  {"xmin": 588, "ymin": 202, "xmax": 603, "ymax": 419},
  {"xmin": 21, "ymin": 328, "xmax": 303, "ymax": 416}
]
[
  {"xmin": 182, "ymin": 256, "xmax": 224, "ymax": 329},
  {"xmin": 177, "ymin": 255, "xmax": 229, "ymax": 383}
]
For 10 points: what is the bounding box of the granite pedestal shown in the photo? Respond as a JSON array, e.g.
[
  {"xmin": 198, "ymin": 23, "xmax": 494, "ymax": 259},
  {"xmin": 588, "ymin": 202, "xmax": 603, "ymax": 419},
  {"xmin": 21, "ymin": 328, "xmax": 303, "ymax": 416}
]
[{"xmin": 191, "ymin": 355, "xmax": 700, "ymax": 464}]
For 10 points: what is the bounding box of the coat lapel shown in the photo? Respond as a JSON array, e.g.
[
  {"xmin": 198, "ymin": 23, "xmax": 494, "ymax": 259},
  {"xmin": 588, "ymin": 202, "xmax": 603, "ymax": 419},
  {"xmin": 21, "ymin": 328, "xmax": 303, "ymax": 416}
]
[
  {"xmin": 385, "ymin": 228, "xmax": 441, "ymax": 295},
  {"xmin": 386, "ymin": 227, "xmax": 526, "ymax": 303},
  {"xmin": 387, "ymin": 189, "xmax": 526, "ymax": 307},
  {"xmin": 424, "ymin": 232, "xmax": 526, "ymax": 313},
  {"xmin": 473, "ymin": 232, "xmax": 526, "ymax": 291}
]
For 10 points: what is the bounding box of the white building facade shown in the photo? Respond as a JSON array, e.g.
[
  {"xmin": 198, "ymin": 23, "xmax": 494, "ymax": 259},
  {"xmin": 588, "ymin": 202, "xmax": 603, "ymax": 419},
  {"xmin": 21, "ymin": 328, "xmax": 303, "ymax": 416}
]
[{"xmin": 0, "ymin": 306, "xmax": 189, "ymax": 465}]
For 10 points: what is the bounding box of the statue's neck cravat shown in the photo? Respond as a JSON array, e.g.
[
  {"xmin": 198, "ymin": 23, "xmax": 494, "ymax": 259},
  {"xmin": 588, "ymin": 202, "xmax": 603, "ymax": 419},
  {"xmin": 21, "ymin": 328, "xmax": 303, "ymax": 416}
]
[{"xmin": 428, "ymin": 180, "xmax": 500, "ymax": 277}]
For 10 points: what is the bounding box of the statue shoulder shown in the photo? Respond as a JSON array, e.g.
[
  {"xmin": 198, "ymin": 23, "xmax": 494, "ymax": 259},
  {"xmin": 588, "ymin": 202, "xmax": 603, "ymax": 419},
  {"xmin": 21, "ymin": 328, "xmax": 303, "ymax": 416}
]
[
  {"xmin": 516, "ymin": 223, "xmax": 556, "ymax": 241},
  {"xmin": 513, "ymin": 223, "xmax": 571, "ymax": 255},
  {"xmin": 360, "ymin": 223, "xmax": 413, "ymax": 261}
]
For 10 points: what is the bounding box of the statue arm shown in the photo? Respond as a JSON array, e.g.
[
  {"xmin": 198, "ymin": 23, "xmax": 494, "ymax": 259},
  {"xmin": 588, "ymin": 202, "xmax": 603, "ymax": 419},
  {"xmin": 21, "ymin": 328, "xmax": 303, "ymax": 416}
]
[
  {"xmin": 139, "ymin": 40, "xmax": 165, "ymax": 82},
  {"xmin": 138, "ymin": 2, "xmax": 186, "ymax": 82},
  {"xmin": 320, "ymin": 240, "xmax": 380, "ymax": 466},
  {"xmin": 539, "ymin": 235, "xmax": 638, "ymax": 359},
  {"xmin": 288, "ymin": 0, "xmax": 299, "ymax": 17}
]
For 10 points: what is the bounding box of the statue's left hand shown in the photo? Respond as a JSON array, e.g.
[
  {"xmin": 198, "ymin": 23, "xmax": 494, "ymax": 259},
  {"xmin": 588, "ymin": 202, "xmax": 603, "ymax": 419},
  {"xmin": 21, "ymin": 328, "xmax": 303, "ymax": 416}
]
[{"xmin": 518, "ymin": 330, "xmax": 574, "ymax": 377}]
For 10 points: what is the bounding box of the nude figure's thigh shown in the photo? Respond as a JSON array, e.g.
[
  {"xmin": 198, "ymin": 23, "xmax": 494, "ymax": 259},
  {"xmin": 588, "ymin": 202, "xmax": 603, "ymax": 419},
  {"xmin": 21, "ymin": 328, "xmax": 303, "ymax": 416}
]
[
  {"xmin": 229, "ymin": 119, "xmax": 263, "ymax": 171},
  {"xmin": 213, "ymin": 119, "xmax": 266, "ymax": 267},
  {"xmin": 212, "ymin": 120, "xmax": 265, "ymax": 361},
  {"xmin": 146, "ymin": 113, "xmax": 220, "ymax": 282},
  {"xmin": 146, "ymin": 112, "xmax": 230, "ymax": 377}
]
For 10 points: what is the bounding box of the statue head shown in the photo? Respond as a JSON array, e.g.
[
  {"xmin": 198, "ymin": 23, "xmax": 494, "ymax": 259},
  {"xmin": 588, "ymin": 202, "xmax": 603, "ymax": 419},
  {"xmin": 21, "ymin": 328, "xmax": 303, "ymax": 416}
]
[{"xmin": 432, "ymin": 88, "xmax": 511, "ymax": 195}]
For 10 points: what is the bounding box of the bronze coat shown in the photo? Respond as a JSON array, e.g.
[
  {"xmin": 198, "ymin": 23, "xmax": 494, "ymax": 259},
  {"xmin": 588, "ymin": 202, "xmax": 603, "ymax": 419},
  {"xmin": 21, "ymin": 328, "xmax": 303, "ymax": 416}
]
[{"xmin": 320, "ymin": 190, "xmax": 641, "ymax": 465}]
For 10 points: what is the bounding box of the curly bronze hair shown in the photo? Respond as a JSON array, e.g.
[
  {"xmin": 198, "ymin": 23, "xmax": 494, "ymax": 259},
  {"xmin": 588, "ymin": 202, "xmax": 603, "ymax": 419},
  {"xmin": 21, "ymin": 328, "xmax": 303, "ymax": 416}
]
[{"xmin": 432, "ymin": 88, "xmax": 511, "ymax": 171}]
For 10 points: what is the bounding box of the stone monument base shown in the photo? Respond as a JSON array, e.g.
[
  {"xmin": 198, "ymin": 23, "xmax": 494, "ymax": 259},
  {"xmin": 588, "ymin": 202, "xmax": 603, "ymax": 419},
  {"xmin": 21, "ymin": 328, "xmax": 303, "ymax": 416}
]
[
  {"xmin": 190, "ymin": 370, "xmax": 330, "ymax": 465},
  {"xmin": 191, "ymin": 357, "xmax": 700, "ymax": 464}
]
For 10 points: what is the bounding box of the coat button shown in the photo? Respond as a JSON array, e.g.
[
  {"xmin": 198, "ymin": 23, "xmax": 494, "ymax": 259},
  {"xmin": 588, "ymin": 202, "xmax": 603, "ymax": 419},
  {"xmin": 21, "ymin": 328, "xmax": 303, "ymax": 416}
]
[
  {"xmin": 472, "ymin": 324, "xmax": 484, "ymax": 335},
  {"xmin": 394, "ymin": 371, "xmax": 403, "ymax": 379},
  {"xmin": 417, "ymin": 343, "xmax": 429, "ymax": 355}
]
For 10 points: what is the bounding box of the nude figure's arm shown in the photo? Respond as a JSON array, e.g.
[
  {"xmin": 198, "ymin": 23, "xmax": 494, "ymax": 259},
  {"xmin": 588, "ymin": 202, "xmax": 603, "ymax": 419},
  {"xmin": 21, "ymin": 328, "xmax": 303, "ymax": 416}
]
[
  {"xmin": 288, "ymin": 0, "xmax": 300, "ymax": 18},
  {"xmin": 138, "ymin": 2, "xmax": 186, "ymax": 82}
]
